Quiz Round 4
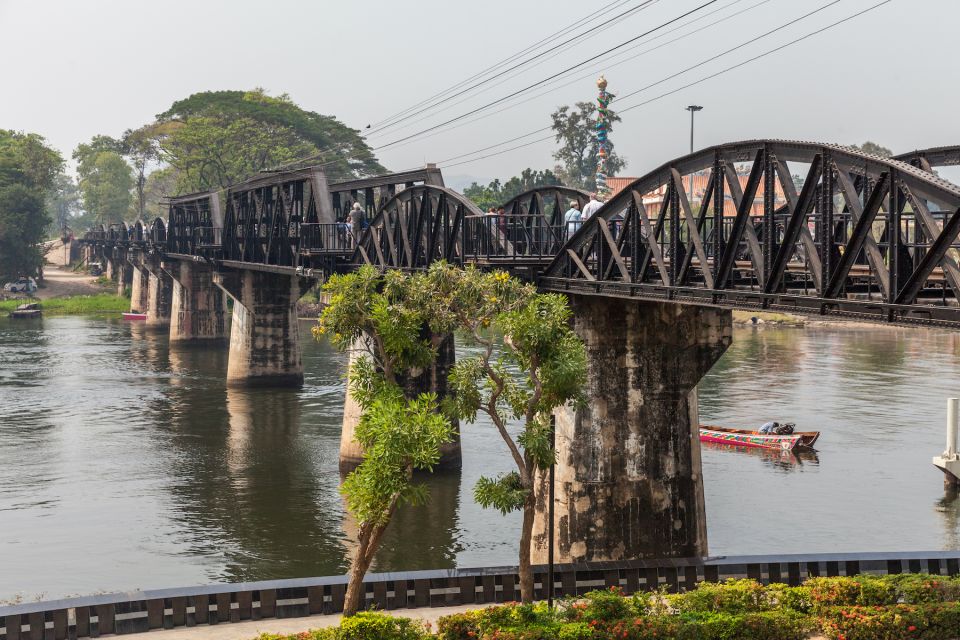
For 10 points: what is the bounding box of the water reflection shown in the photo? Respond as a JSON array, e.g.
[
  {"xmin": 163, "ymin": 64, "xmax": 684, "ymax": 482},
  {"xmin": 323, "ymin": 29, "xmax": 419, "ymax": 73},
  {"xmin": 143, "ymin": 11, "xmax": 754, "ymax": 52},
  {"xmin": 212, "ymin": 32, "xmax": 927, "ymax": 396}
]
[
  {"xmin": 936, "ymin": 488, "xmax": 959, "ymax": 550},
  {"xmin": 700, "ymin": 441, "xmax": 820, "ymax": 471},
  {"xmin": 1, "ymin": 317, "xmax": 960, "ymax": 600}
]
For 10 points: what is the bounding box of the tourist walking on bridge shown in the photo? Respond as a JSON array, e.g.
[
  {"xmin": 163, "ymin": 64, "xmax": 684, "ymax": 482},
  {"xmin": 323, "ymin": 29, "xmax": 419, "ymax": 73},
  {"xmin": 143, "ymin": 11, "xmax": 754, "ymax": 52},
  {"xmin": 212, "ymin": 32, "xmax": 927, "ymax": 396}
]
[
  {"xmin": 564, "ymin": 200, "xmax": 582, "ymax": 238},
  {"xmin": 581, "ymin": 192, "xmax": 603, "ymax": 219},
  {"xmin": 349, "ymin": 202, "xmax": 365, "ymax": 247}
]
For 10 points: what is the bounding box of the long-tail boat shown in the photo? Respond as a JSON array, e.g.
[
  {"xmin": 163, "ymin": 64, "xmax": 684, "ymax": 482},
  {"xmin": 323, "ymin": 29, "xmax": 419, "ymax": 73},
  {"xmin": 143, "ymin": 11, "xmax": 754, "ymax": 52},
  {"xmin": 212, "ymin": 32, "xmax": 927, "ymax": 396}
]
[{"xmin": 699, "ymin": 424, "xmax": 820, "ymax": 451}]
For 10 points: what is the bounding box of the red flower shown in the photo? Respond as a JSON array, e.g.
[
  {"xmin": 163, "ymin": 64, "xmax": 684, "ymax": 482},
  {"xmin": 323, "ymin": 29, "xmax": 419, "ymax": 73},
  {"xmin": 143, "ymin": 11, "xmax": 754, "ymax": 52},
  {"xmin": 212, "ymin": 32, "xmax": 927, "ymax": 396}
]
[{"xmin": 908, "ymin": 625, "xmax": 917, "ymax": 632}]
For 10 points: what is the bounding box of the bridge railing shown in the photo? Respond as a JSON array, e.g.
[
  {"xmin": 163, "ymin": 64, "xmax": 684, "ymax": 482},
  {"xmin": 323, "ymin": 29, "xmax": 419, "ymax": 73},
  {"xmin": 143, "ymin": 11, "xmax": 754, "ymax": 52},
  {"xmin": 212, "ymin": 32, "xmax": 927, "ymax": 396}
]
[
  {"xmin": 463, "ymin": 214, "xmax": 570, "ymax": 260},
  {"xmin": 300, "ymin": 223, "xmax": 357, "ymax": 255},
  {"xmin": 193, "ymin": 227, "xmax": 222, "ymax": 258},
  {"xmin": 0, "ymin": 551, "xmax": 956, "ymax": 640}
]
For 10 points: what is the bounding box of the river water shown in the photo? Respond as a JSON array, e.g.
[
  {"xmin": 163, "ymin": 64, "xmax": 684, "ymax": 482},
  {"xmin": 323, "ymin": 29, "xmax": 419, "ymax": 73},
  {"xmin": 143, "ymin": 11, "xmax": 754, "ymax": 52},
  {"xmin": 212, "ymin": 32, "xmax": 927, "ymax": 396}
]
[{"xmin": 0, "ymin": 316, "xmax": 958, "ymax": 601}]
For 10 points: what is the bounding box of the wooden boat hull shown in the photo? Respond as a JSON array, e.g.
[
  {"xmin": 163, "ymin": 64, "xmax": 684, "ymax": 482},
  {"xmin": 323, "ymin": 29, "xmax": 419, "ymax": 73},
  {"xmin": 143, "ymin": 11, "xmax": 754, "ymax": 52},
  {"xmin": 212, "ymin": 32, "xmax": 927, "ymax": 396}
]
[
  {"xmin": 122, "ymin": 312, "xmax": 147, "ymax": 321},
  {"xmin": 699, "ymin": 424, "xmax": 819, "ymax": 451},
  {"xmin": 8, "ymin": 309, "xmax": 41, "ymax": 319}
]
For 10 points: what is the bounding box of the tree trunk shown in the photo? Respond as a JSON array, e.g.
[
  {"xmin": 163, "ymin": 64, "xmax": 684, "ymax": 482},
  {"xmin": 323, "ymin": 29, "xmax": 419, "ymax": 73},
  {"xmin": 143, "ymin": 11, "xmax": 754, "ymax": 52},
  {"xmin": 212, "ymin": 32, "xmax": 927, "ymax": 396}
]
[
  {"xmin": 518, "ymin": 491, "xmax": 537, "ymax": 603},
  {"xmin": 343, "ymin": 527, "xmax": 376, "ymax": 617}
]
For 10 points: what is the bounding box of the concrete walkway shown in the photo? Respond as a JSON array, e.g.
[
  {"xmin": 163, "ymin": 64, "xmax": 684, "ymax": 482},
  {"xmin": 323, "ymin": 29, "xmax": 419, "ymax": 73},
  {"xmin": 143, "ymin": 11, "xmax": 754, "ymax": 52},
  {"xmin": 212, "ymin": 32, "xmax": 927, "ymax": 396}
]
[{"xmin": 120, "ymin": 605, "xmax": 480, "ymax": 640}]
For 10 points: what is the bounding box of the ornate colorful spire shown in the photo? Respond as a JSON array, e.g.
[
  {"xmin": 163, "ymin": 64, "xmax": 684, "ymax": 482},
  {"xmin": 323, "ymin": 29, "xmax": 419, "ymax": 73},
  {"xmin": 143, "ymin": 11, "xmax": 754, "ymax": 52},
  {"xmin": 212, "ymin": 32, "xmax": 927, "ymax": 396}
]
[{"xmin": 595, "ymin": 75, "xmax": 612, "ymax": 198}]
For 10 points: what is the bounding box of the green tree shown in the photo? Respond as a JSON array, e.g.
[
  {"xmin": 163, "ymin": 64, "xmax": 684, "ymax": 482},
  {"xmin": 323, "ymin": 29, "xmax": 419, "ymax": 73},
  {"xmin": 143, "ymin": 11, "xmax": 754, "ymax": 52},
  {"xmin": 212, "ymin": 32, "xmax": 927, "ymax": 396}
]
[
  {"xmin": 74, "ymin": 145, "xmax": 134, "ymax": 226},
  {"xmin": 551, "ymin": 101, "xmax": 625, "ymax": 190},
  {"xmin": 314, "ymin": 265, "xmax": 455, "ymax": 617},
  {"xmin": 121, "ymin": 125, "xmax": 162, "ymax": 220},
  {"xmin": 850, "ymin": 141, "xmax": 893, "ymax": 158},
  {"xmin": 46, "ymin": 172, "xmax": 81, "ymax": 234},
  {"xmin": 0, "ymin": 130, "xmax": 63, "ymax": 279},
  {"xmin": 417, "ymin": 264, "xmax": 587, "ymax": 604},
  {"xmin": 463, "ymin": 168, "xmax": 561, "ymax": 210},
  {"xmin": 155, "ymin": 89, "xmax": 386, "ymax": 193}
]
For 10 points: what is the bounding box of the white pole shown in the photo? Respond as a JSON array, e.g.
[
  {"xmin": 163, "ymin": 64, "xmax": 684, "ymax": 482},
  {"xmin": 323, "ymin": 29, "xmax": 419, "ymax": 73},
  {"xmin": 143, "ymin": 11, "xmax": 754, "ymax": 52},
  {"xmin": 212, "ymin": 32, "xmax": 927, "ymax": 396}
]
[{"xmin": 947, "ymin": 397, "xmax": 959, "ymax": 457}]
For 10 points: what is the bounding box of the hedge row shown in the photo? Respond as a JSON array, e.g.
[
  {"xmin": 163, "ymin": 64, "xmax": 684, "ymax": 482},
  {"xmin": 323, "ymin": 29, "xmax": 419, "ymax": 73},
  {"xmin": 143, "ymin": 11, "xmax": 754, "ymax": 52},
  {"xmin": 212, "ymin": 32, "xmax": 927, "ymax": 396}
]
[{"xmin": 254, "ymin": 573, "xmax": 960, "ymax": 640}]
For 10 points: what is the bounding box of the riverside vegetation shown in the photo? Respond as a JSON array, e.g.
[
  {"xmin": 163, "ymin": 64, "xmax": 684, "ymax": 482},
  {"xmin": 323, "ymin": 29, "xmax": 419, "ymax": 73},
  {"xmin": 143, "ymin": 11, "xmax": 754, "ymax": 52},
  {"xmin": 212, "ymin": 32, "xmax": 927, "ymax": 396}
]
[
  {"xmin": 254, "ymin": 573, "xmax": 960, "ymax": 640},
  {"xmin": 0, "ymin": 293, "xmax": 128, "ymax": 315}
]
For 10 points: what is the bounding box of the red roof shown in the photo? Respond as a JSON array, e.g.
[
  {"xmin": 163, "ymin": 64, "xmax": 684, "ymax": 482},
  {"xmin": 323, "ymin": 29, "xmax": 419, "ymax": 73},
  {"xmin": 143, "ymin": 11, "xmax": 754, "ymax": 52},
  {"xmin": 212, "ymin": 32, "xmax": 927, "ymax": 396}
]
[{"xmin": 605, "ymin": 172, "xmax": 786, "ymax": 217}]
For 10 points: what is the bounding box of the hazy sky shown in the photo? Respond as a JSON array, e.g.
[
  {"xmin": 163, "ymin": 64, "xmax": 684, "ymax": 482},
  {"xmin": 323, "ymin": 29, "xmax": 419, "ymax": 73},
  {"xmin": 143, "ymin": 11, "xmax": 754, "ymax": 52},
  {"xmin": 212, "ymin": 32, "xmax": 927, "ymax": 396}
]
[{"xmin": 1, "ymin": 0, "xmax": 955, "ymax": 187}]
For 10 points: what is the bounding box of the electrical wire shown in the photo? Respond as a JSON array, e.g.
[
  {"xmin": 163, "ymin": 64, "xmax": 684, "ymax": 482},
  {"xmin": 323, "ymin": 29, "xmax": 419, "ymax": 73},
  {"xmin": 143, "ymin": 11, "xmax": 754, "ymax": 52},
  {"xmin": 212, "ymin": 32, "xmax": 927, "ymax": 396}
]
[
  {"xmin": 380, "ymin": 0, "xmax": 836, "ymax": 153},
  {"xmin": 366, "ymin": 0, "xmax": 634, "ymax": 130},
  {"xmin": 372, "ymin": 0, "xmax": 722, "ymax": 150},
  {"xmin": 366, "ymin": 0, "xmax": 658, "ymax": 136},
  {"xmin": 437, "ymin": 0, "xmax": 895, "ymax": 170},
  {"xmin": 378, "ymin": 0, "xmax": 774, "ymax": 157}
]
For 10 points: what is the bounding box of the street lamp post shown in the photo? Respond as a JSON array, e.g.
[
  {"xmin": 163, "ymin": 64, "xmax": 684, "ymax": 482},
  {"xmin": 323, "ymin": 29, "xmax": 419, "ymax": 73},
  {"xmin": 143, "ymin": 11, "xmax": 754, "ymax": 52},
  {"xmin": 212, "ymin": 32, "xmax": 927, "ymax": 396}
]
[{"xmin": 686, "ymin": 105, "xmax": 703, "ymax": 204}]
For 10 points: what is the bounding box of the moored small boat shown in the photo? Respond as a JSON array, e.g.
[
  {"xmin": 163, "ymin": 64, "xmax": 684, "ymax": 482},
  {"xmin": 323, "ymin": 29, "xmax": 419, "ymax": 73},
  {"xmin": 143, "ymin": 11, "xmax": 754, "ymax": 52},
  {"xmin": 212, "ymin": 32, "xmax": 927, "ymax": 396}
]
[
  {"xmin": 8, "ymin": 303, "xmax": 41, "ymax": 319},
  {"xmin": 122, "ymin": 312, "xmax": 148, "ymax": 321},
  {"xmin": 699, "ymin": 424, "xmax": 819, "ymax": 451}
]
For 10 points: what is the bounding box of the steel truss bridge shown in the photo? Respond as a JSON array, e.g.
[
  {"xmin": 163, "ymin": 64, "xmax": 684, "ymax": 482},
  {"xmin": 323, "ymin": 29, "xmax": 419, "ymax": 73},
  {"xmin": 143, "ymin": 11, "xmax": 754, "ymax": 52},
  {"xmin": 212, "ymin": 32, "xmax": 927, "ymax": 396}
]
[{"xmin": 82, "ymin": 140, "xmax": 960, "ymax": 327}]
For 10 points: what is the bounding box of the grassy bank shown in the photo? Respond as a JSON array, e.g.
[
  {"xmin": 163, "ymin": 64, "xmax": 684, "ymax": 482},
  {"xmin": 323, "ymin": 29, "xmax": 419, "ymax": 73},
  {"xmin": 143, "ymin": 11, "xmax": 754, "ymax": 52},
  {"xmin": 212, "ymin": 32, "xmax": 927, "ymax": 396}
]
[
  {"xmin": 0, "ymin": 294, "xmax": 128, "ymax": 315},
  {"xmin": 257, "ymin": 574, "xmax": 960, "ymax": 640}
]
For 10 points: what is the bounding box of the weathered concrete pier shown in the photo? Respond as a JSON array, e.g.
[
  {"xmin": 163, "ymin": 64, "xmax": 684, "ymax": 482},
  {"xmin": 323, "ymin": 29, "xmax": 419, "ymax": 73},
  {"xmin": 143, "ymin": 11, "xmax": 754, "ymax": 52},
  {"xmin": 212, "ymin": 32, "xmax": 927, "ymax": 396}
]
[
  {"xmin": 215, "ymin": 270, "xmax": 310, "ymax": 387},
  {"xmin": 532, "ymin": 296, "xmax": 731, "ymax": 563},
  {"xmin": 339, "ymin": 333, "xmax": 462, "ymax": 471}
]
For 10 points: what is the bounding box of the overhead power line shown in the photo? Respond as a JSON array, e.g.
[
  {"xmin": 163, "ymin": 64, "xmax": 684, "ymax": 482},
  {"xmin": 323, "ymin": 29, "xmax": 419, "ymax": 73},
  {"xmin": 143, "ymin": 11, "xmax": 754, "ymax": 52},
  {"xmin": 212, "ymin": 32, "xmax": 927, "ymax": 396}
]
[
  {"xmin": 366, "ymin": 0, "xmax": 659, "ymax": 137},
  {"xmin": 366, "ymin": 0, "xmax": 634, "ymax": 131},
  {"xmin": 380, "ymin": 0, "xmax": 773, "ymax": 157},
  {"xmin": 437, "ymin": 0, "xmax": 896, "ymax": 170},
  {"xmin": 372, "ymin": 0, "xmax": 722, "ymax": 151}
]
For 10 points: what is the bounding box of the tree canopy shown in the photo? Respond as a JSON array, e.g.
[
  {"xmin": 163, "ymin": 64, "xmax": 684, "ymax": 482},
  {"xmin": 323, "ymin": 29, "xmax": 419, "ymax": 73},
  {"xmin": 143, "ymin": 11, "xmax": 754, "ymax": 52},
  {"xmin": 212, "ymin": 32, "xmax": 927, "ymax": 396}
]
[
  {"xmin": 155, "ymin": 89, "xmax": 386, "ymax": 193},
  {"xmin": 551, "ymin": 101, "xmax": 625, "ymax": 190},
  {"xmin": 0, "ymin": 130, "xmax": 63, "ymax": 279},
  {"xmin": 463, "ymin": 168, "xmax": 561, "ymax": 211},
  {"xmin": 850, "ymin": 141, "xmax": 893, "ymax": 158},
  {"xmin": 73, "ymin": 137, "xmax": 134, "ymax": 227}
]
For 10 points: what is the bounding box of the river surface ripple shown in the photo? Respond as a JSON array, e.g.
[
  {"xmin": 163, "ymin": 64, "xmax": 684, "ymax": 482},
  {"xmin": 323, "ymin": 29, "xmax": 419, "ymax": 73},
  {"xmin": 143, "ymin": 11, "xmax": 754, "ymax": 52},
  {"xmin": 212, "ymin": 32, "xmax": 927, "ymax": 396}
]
[{"xmin": 0, "ymin": 316, "xmax": 958, "ymax": 600}]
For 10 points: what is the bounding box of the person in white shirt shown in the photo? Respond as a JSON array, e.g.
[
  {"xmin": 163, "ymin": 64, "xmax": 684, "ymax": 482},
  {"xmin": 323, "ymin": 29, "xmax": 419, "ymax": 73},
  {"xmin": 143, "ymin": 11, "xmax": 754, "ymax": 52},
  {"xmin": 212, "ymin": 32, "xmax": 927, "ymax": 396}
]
[
  {"xmin": 563, "ymin": 200, "xmax": 582, "ymax": 238},
  {"xmin": 581, "ymin": 192, "xmax": 603, "ymax": 219}
]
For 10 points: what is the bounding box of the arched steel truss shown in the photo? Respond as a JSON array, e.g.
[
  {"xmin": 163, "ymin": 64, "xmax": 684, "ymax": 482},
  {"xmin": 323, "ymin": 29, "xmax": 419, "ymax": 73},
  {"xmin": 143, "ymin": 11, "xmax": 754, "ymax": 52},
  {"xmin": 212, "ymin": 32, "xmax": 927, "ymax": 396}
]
[
  {"xmin": 354, "ymin": 185, "xmax": 482, "ymax": 269},
  {"xmin": 352, "ymin": 185, "xmax": 591, "ymax": 271},
  {"xmin": 542, "ymin": 140, "xmax": 960, "ymax": 324},
  {"xmin": 894, "ymin": 146, "xmax": 960, "ymax": 172}
]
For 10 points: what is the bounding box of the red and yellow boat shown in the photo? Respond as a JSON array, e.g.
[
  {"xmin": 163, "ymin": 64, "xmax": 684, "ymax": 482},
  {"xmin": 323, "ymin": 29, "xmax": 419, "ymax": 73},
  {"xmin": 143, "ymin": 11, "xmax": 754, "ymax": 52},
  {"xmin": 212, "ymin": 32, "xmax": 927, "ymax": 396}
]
[{"xmin": 698, "ymin": 424, "xmax": 819, "ymax": 451}]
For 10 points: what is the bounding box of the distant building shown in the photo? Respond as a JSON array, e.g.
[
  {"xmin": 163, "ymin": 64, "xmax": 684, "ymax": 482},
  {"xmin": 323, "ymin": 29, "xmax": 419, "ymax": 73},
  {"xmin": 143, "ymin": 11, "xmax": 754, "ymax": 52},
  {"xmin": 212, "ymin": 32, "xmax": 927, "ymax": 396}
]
[{"xmin": 606, "ymin": 170, "xmax": 787, "ymax": 216}]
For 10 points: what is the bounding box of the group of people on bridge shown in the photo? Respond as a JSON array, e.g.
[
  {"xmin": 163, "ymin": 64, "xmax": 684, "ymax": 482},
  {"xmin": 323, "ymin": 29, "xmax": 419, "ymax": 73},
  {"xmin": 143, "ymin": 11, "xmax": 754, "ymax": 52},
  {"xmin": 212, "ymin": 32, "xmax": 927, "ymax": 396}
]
[{"xmin": 564, "ymin": 192, "xmax": 605, "ymax": 237}]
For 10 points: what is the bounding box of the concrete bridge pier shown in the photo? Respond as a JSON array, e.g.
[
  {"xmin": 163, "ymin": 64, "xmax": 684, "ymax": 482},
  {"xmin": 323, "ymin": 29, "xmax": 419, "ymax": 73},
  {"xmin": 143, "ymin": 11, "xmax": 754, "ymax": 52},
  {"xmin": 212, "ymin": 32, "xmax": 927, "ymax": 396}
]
[
  {"xmin": 116, "ymin": 260, "xmax": 132, "ymax": 297},
  {"xmin": 214, "ymin": 269, "xmax": 311, "ymax": 387},
  {"xmin": 127, "ymin": 255, "xmax": 151, "ymax": 314},
  {"xmin": 532, "ymin": 296, "xmax": 732, "ymax": 564},
  {"xmin": 339, "ymin": 333, "xmax": 461, "ymax": 472},
  {"xmin": 138, "ymin": 259, "xmax": 172, "ymax": 328},
  {"xmin": 164, "ymin": 260, "xmax": 227, "ymax": 343}
]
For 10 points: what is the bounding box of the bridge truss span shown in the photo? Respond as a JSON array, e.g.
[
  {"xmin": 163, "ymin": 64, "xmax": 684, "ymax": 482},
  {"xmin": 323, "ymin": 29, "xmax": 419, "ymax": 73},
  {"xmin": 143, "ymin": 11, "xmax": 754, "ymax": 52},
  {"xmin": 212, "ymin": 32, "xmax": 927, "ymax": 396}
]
[
  {"xmin": 542, "ymin": 140, "xmax": 960, "ymax": 326},
  {"xmin": 353, "ymin": 184, "xmax": 591, "ymax": 280}
]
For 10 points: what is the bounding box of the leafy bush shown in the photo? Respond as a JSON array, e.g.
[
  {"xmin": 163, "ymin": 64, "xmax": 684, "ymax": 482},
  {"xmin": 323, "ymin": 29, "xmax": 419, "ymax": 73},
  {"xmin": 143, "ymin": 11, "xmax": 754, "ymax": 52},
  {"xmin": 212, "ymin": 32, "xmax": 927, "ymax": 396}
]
[
  {"xmin": 888, "ymin": 574, "xmax": 960, "ymax": 604},
  {"xmin": 562, "ymin": 586, "xmax": 632, "ymax": 624},
  {"xmin": 673, "ymin": 578, "xmax": 766, "ymax": 614},
  {"xmin": 808, "ymin": 574, "xmax": 960, "ymax": 610},
  {"xmin": 436, "ymin": 611, "xmax": 479, "ymax": 640},
  {"xmin": 335, "ymin": 611, "xmax": 430, "ymax": 640},
  {"xmin": 764, "ymin": 583, "xmax": 813, "ymax": 613},
  {"xmin": 555, "ymin": 622, "xmax": 596, "ymax": 640},
  {"xmin": 819, "ymin": 602, "xmax": 960, "ymax": 640}
]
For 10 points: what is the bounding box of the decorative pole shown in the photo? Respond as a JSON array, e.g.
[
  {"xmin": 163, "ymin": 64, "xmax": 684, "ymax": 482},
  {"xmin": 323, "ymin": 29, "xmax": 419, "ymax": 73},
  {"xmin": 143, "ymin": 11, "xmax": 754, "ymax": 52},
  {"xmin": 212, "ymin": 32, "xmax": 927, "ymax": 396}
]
[{"xmin": 595, "ymin": 75, "xmax": 613, "ymax": 198}]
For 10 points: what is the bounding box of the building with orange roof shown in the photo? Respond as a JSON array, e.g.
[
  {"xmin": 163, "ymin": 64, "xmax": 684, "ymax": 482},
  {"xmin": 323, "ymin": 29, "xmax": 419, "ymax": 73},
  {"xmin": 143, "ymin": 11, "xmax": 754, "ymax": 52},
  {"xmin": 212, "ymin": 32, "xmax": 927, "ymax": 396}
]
[{"xmin": 606, "ymin": 170, "xmax": 787, "ymax": 216}]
